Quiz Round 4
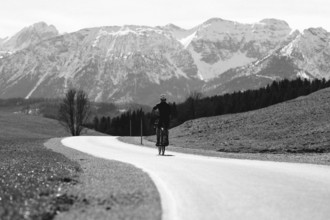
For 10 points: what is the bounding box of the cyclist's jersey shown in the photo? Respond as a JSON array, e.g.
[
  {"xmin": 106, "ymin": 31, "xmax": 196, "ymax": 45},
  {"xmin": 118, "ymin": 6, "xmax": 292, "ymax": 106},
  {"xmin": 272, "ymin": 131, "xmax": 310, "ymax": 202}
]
[{"xmin": 153, "ymin": 102, "xmax": 171, "ymax": 129}]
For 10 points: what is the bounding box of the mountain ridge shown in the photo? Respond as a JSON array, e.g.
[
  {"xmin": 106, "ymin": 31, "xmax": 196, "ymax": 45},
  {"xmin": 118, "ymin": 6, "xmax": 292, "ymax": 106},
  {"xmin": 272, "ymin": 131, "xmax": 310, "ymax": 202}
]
[{"xmin": 0, "ymin": 19, "xmax": 329, "ymax": 105}]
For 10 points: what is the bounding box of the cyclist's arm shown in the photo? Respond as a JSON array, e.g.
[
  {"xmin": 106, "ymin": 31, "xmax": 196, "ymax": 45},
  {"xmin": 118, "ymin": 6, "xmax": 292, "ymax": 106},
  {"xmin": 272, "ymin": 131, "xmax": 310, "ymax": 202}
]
[{"xmin": 152, "ymin": 104, "xmax": 159, "ymax": 111}]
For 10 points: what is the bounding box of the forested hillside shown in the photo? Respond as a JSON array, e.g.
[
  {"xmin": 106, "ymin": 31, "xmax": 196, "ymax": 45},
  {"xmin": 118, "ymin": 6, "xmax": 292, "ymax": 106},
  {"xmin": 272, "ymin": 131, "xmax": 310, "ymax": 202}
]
[{"xmin": 91, "ymin": 78, "xmax": 330, "ymax": 136}]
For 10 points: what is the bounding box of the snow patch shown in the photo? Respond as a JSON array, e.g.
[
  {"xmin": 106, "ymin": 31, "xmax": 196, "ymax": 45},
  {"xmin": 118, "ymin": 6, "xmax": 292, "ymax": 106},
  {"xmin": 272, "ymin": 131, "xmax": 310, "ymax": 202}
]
[
  {"xmin": 164, "ymin": 53, "xmax": 188, "ymax": 79},
  {"xmin": 112, "ymin": 27, "xmax": 140, "ymax": 36},
  {"xmin": 297, "ymin": 71, "xmax": 311, "ymax": 80},
  {"xmin": 255, "ymin": 74, "xmax": 278, "ymax": 80},
  {"xmin": 115, "ymin": 94, "xmax": 134, "ymax": 104},
  {"xmin": 190, "ymin": 49, "xmax": 256, "ymax": 80},
  {"xmin": 1, "ymin": 36, "xmax": 10, "ymax": 44},
  {"xmin": 95, "ymin": 91, "xmax": 103, "ymax": 102},
  {"xmin": 179, "ymin": 31, "xmax": 197, "ymax": 48},
  {"xmin": 197, "ymin": 71, "xmax": 204, "ymax": 81},
  {"xmin": 281, "ymin": 42, "xmax": 294, "ymax": 57},
  {"xmin": 254, "ymin": 53, "xmax": 272, "ymax": 66},
  {"xmin": 25, "ymin": 74, "xmax": 48, "ymax": 99}
]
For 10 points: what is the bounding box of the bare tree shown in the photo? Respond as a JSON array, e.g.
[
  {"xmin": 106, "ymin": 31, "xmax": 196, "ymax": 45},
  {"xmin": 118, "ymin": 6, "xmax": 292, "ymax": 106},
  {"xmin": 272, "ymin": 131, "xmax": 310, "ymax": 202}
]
[{"xmin": 58, "ymin": 89, "xmax": 91, "ymax": 136}]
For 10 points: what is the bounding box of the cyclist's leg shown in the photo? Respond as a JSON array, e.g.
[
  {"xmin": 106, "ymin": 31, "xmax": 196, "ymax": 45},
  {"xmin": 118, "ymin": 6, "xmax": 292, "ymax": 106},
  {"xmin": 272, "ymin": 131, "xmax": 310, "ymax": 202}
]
[
  {"xmin": 161, "ymin": 146, "xmax": 165, "ymax": 155},
  {"xmin": 164, "ymin": 129, "xmax": 169, "ymax": 146},
  {"xmin": 156, "ymin": 127, "xmax": 160, "ymax": 146},
  {"xmin": 155, "ymin": 127, "xmax": 161, "ymax": 154},
  {"xmin": 162, "ymin": 128, "xmax": 166, "ymax": 155}
]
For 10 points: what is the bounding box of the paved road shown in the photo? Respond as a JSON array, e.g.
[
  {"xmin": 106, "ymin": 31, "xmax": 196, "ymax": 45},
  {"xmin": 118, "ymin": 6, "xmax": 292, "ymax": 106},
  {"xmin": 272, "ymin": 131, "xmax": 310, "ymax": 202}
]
[{"xmin": 61, "ymin": 136, "xmax": 330, "ymax": 220}]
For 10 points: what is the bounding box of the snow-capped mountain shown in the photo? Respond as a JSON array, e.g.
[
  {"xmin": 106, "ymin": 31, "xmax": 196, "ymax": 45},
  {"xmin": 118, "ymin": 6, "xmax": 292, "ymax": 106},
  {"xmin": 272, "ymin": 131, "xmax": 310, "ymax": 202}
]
[
  {"xmin": 164, "ymin": 18, "xmax": 293, "ymax": 80},
  {"xmin": 0, "ymin": 24, "xmax": 202, "ymax": 105},
  {"xmin": 281, "ymin": 28, "xmax": 330, "ymax": 78},
  {"xmin": 203, "ymin": 27, "xmax": 330, "ymax": 96},
  {"xmin": 0, "ymin": 19, "xmax": 329, "ymax": 105}
]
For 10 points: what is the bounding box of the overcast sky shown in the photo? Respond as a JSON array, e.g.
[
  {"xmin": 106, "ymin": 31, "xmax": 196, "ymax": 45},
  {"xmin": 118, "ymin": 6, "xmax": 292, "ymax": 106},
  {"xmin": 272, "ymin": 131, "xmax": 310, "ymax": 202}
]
[{"xmin": 0, "ymin": 0, "xmax": 329, "ymax": 38}]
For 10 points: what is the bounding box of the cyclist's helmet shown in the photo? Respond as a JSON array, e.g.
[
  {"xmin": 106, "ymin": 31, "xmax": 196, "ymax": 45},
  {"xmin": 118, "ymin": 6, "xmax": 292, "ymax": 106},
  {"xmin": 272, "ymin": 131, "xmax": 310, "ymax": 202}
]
[{"xmin": 160, "ymin": 94, "xmax": 166, "ymax": 101}]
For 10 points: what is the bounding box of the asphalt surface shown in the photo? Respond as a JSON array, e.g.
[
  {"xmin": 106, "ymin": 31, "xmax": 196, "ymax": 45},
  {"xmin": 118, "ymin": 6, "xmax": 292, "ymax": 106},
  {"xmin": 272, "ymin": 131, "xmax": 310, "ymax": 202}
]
[{"xmin": 61, "ymin": 136, "xmax": 330, "ymax": 220}]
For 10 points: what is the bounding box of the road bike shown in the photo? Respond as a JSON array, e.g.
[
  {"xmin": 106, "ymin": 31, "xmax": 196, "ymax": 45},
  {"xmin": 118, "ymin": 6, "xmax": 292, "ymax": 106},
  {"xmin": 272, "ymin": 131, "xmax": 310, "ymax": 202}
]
[
  {"xmin": 156, "ymin": 126, "xmax": 168, "ymax": 155},
  {"xmin": 154, "ymin": 118, "xmax": 169, "ymax": 156}
]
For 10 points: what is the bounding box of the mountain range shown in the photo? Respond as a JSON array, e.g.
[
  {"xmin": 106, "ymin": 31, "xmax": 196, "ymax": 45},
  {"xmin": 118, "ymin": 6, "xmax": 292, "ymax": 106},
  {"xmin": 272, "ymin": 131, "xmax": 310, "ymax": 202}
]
[{"xmin": 0, "ymin": 19, "xmax": 329, "ymax": 105}]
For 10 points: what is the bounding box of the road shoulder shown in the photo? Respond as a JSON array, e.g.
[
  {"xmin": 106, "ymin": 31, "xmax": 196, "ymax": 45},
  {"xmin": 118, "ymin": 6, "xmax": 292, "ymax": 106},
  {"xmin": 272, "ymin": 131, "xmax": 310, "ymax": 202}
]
[
  {"xmin": 45, "ymin": 138, "xmax": 162, "ymax": 220},
  {"xmin": 119, "ymin": 136, "xmax": 330, "ymax": 166}
]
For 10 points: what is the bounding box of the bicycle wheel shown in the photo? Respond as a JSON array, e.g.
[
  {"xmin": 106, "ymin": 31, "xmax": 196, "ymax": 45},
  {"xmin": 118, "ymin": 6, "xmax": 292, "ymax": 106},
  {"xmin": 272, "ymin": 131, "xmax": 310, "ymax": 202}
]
[
  {"xmin": 160, "ymin": 128, "xmax": 166, "ymax": 155},
  {"xmin": 156, "ymin": 127, "xmax": 161, "ymax": 155}
]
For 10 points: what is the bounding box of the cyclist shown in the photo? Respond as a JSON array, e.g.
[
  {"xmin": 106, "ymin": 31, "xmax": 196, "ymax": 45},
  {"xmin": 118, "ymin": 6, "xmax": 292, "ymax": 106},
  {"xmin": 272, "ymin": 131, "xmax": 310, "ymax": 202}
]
[{"xmin": 152, "ymin": 94, "xmax": 171, "ymax": 155}]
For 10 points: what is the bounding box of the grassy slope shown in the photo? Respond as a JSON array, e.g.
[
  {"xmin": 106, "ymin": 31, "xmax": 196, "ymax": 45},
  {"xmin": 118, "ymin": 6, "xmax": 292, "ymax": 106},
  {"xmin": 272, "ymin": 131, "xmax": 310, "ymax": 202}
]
[
  {"xmin": 169, "ymin": 87, "xmax": 330, "ymax": 153},
  {"xmin": 0, "ymin": 110, "xmax": 161, "ymax": 220}
]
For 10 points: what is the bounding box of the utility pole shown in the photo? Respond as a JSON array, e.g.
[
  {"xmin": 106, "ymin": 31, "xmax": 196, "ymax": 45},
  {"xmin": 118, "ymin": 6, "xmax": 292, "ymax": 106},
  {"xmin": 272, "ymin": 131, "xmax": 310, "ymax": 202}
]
[{"xmin": 140, "ymin": 116, "xmax": 143, "ymax": 145}]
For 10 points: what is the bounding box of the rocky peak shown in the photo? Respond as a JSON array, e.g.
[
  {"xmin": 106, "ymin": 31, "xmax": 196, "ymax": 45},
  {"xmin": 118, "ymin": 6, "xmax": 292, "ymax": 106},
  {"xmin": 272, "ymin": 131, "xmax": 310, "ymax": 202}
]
[
  {"xmin": 303, "ymin": 27, "xmax": 329, "ymax": 41},
  {"xmin": 295, "ymin": 27, "xmax": 330, "ymax": 53},
  {"xmin": 0, "ymin": 21, "xmax": 59, "ymax": 52},
  {"xmin": 259, "ymin": 18, "xmax": 290, "ymax": 29},
  {"xmin": 163, "ymin": 23, "xmax": 185, "ymax": 31},
  {"xmin": 31, "ymin": 21, "xmax": 59, "ymax": 36},
  {"xmin": 203, "ymin": 17, "xmax": 228, "ymax": 25},
  {"xmin": 85, "ymin": 25, "xmax": 179, "ymax": 54}
]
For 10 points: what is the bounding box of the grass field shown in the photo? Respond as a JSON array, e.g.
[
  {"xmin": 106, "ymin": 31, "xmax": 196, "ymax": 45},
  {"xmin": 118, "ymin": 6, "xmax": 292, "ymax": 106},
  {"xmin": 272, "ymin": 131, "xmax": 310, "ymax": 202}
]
[
  {"xmin": 168, "ymin": 88, "xmax": 330, "ymax": 154},
  {"xmin": 0, "ymin": 110, "xmax": 161, "ymax": 220}
]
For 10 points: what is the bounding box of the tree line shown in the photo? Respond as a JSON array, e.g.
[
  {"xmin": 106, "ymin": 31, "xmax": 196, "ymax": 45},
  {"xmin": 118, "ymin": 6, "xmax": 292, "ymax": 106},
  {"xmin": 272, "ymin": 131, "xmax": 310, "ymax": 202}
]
[
  {"xmin": 174, "ymin": 78, "xmax": 330, "ymax": 125},
  {"xmin": 90, "ymin": 78, "xmax": 330, "ymax": 136}
]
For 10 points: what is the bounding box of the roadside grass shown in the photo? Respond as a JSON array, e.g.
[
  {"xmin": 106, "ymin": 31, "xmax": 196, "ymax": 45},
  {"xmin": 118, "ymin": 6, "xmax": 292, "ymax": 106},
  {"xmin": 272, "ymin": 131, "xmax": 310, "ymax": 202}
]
[
  {"xmin": 0, "ymin": 110, "xmax": 161, "ymax": 220},
  {"xmin": 0, "ymin": 138, "xmax": 81, "ymax": 220},
  {"xmin": 0, "ymin": 111, "xmax": 79, "ymax": 220},
  {"xmin": 0, "ymin": 111, "xmax": 68, "ymax": 140}
]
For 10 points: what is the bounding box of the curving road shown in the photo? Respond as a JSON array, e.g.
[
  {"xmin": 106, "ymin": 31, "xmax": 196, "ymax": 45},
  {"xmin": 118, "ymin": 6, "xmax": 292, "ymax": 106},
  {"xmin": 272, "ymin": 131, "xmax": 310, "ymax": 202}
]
[{"xmin": 61, "ymin": 136, "xmax": 330, "ymax": 220}]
